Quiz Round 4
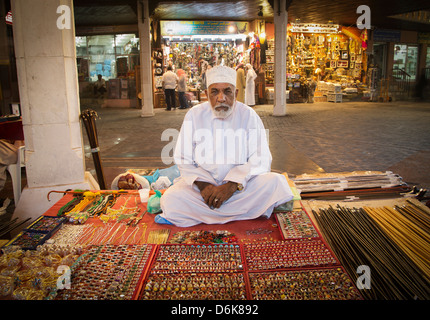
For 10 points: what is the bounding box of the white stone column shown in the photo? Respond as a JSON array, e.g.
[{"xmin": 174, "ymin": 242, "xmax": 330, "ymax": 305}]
[
  {"xmin": 138, "ymin": 0, "xmax": 154, "ymax": 117},
  {"xmin": 273, "ymin": 0, "xmax": 288, "ymax": 116},
  {"xmin": 11, "ymin": 0, "xmax": 98, "ymax": 231}
]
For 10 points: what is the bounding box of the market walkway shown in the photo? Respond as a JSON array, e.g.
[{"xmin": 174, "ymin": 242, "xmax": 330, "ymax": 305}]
[{"xmin": 80, "ymin": 100, "xmax": 430, "ymax": 191}]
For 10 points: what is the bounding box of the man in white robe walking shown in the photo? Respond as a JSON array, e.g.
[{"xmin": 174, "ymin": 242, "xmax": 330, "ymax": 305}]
[
  {"xmin": 157, "ymin": 65, "xmax": 293, "ymax": 227},
  {"xmin": 245, "ymin": 63, "xmax": 257, "ymax": 107}
]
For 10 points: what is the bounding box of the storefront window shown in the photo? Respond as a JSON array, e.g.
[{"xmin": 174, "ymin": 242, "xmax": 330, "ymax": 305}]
[
  {"xmin": 88, "ymin": 35, "xmax": 115, "ymax": 80},
  {"xmin": 393, "ymin": 44, "xmax": 418, "ymax": 80},
  {"xmin": 426, "ymin": 46, "xmax": 430, "ymax": 68},
  {"xmin": 76, "ymin": 34, "xmax": 139, "ymax": 81}
]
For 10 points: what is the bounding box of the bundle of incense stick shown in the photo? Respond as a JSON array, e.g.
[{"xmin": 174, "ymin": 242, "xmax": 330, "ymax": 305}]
[
  {"xmin": 293, "ymin": 171, "xmax": 406, "ymax": 194},
  {"xmin": 147, "ymin": 229, "xmax": 170, "ymax": 244},
  {"xmin": 363, "ymin": 203, "xmax": 430, "ymax": 282},
  {"xmin": 313, "ymin": 204, "xmax": 430, "ymax": 300}
]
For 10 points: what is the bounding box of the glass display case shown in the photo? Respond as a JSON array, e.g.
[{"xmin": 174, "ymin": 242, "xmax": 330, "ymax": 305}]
[{"xmin": 426, "ymin": 46, "xmax": 430, "ymax": 68}]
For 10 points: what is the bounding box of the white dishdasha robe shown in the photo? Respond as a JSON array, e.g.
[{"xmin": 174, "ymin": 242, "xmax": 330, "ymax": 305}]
[
  {"xmin": 245, "ymin": 66, "xmax": 257, "ymax": 106},
  {"xmin": 159, "ymin": 101, "xmax": 294, "ymax": 227}
]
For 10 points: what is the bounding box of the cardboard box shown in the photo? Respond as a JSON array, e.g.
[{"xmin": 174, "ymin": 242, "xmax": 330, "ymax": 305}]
[{"xmin": 327, "ymin": 93, "xmax": 342, "ymax": 103}]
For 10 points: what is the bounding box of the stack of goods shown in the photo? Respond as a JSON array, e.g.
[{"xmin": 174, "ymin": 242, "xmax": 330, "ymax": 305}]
[
  {"xmin": 326, "ymin": 83, "xmax": 342, "ymax": 103},
  {"xmin": 52, "ymin": 244, "xmax": 154, "ymax": 300},
  {"xmin": 313, "ymin": 201, "xmax": 430, "ymax": 300},
  {"xmin": 293, "ymin": 171, "xmax": 409, "ymax": 199}
]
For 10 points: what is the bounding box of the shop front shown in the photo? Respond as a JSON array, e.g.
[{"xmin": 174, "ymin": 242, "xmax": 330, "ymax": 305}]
[
  {"xmin": 284, "ymin": 23, "xmax": 368, "ymax": 103},
  {"xmin": 76, "ymin": 33, "xmax": 140, "ymax": 108},
  {"xmin": 72, "ymin": 23, "xmax": 427, "ymax": 110},
  {"xmin": 154, "ymin": 20, "xmax": 253, "ymax": 108}
]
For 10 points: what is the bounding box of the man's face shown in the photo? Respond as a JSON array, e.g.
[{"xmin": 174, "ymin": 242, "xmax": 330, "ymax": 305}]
[{"xmin": 206, "ymin": 83, "xmax": 237, "ymax": 119}]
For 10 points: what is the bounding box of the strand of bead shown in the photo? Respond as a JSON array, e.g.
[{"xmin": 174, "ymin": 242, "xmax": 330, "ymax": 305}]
[{"xmin": 50, "ymin": 223, "xmax": 91, "ymax": 246}]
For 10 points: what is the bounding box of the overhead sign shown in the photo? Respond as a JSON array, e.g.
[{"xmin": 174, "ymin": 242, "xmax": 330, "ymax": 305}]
[
  {"xmin": 418, "ymin": 33, "xmax": 430, "ymax": 44},
  {"xmin": 160, "ymin": 20, "xmax": 249, "ymax": 36},
  {"xmin": 289, "ymin": 23, "xmax": 339, "ymax": 34},
  {"xmin": 5, "ymin": 10, "xmax": 12, "ymax": 25},
  {"xmin": 373, "ymin": 29, "xmax": 401, "ymax": 42}
]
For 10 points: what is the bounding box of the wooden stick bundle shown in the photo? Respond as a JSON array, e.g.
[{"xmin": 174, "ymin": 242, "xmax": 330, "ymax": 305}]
[{"xmin": 314, "ymin": 204, "xmax": 430, "ymax": 300}]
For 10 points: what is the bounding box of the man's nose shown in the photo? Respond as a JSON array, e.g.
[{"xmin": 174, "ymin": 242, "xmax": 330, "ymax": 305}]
[{"xmin": 217, "ymin": 92, "xmax": 226, "ymax": 102}]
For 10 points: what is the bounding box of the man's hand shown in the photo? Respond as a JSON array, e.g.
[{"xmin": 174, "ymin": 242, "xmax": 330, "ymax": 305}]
[{"xmin": 194, "ymin": 181, "xmax": 238, "ymax": 209}]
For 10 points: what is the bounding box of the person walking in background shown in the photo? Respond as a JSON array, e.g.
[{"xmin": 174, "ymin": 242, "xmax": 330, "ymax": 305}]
[
  {"xmin": 162, "ymin": 65, "xmax": 178, "ymax": 111},
  {"xmin": 309, "ymin": 76, "xmax": 318, "ymax": 103},
  {"xmin": 235, "ymin": 63, "xmax": 246, "ymax": 103},
  {"xmin": 177, "ymin": 69, "xmax": 189, "ymax": 109},
  {"xmin": 200, "ymin": 60, "xmax": 209, "ymax": 90},
  {"xmin": 245, "ymin": 63, "xmax": 257, "ymax": 107}
]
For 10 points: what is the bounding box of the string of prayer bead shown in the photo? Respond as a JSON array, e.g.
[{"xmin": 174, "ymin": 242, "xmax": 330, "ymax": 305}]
[{"xmin": 147, "ymin": 229, "xmax": 170, "ymax": 244}]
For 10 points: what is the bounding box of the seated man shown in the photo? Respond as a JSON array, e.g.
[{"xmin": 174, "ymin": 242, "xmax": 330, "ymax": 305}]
[
  {"xmin": 158, "ymin": 65, "xmax": 294, "ymax": 227},
  {"xmin": 93, "ymin": 74, "xmax": 106, "ymax": 97}
]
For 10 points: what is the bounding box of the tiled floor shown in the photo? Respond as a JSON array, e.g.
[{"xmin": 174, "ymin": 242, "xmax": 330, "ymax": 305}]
[{"xmin": 2, "ymin": 99, "xmax": 430, "ymax": 211}]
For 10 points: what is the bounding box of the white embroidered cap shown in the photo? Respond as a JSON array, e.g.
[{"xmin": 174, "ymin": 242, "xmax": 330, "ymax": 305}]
[{"xmin": 206, "ymin": 65, "xmax": 237, "ymax": 88}]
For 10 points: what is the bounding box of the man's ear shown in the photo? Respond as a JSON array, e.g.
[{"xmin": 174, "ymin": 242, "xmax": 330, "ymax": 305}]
[{"xmin": 235, "ymin": 88, "xmax": 239, "ymax": 96}]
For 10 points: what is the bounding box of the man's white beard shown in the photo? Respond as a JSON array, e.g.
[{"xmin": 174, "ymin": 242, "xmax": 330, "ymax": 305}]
[{"xmin": 211, "ymin": 102, "xmax": 235, "ymax": 119}]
